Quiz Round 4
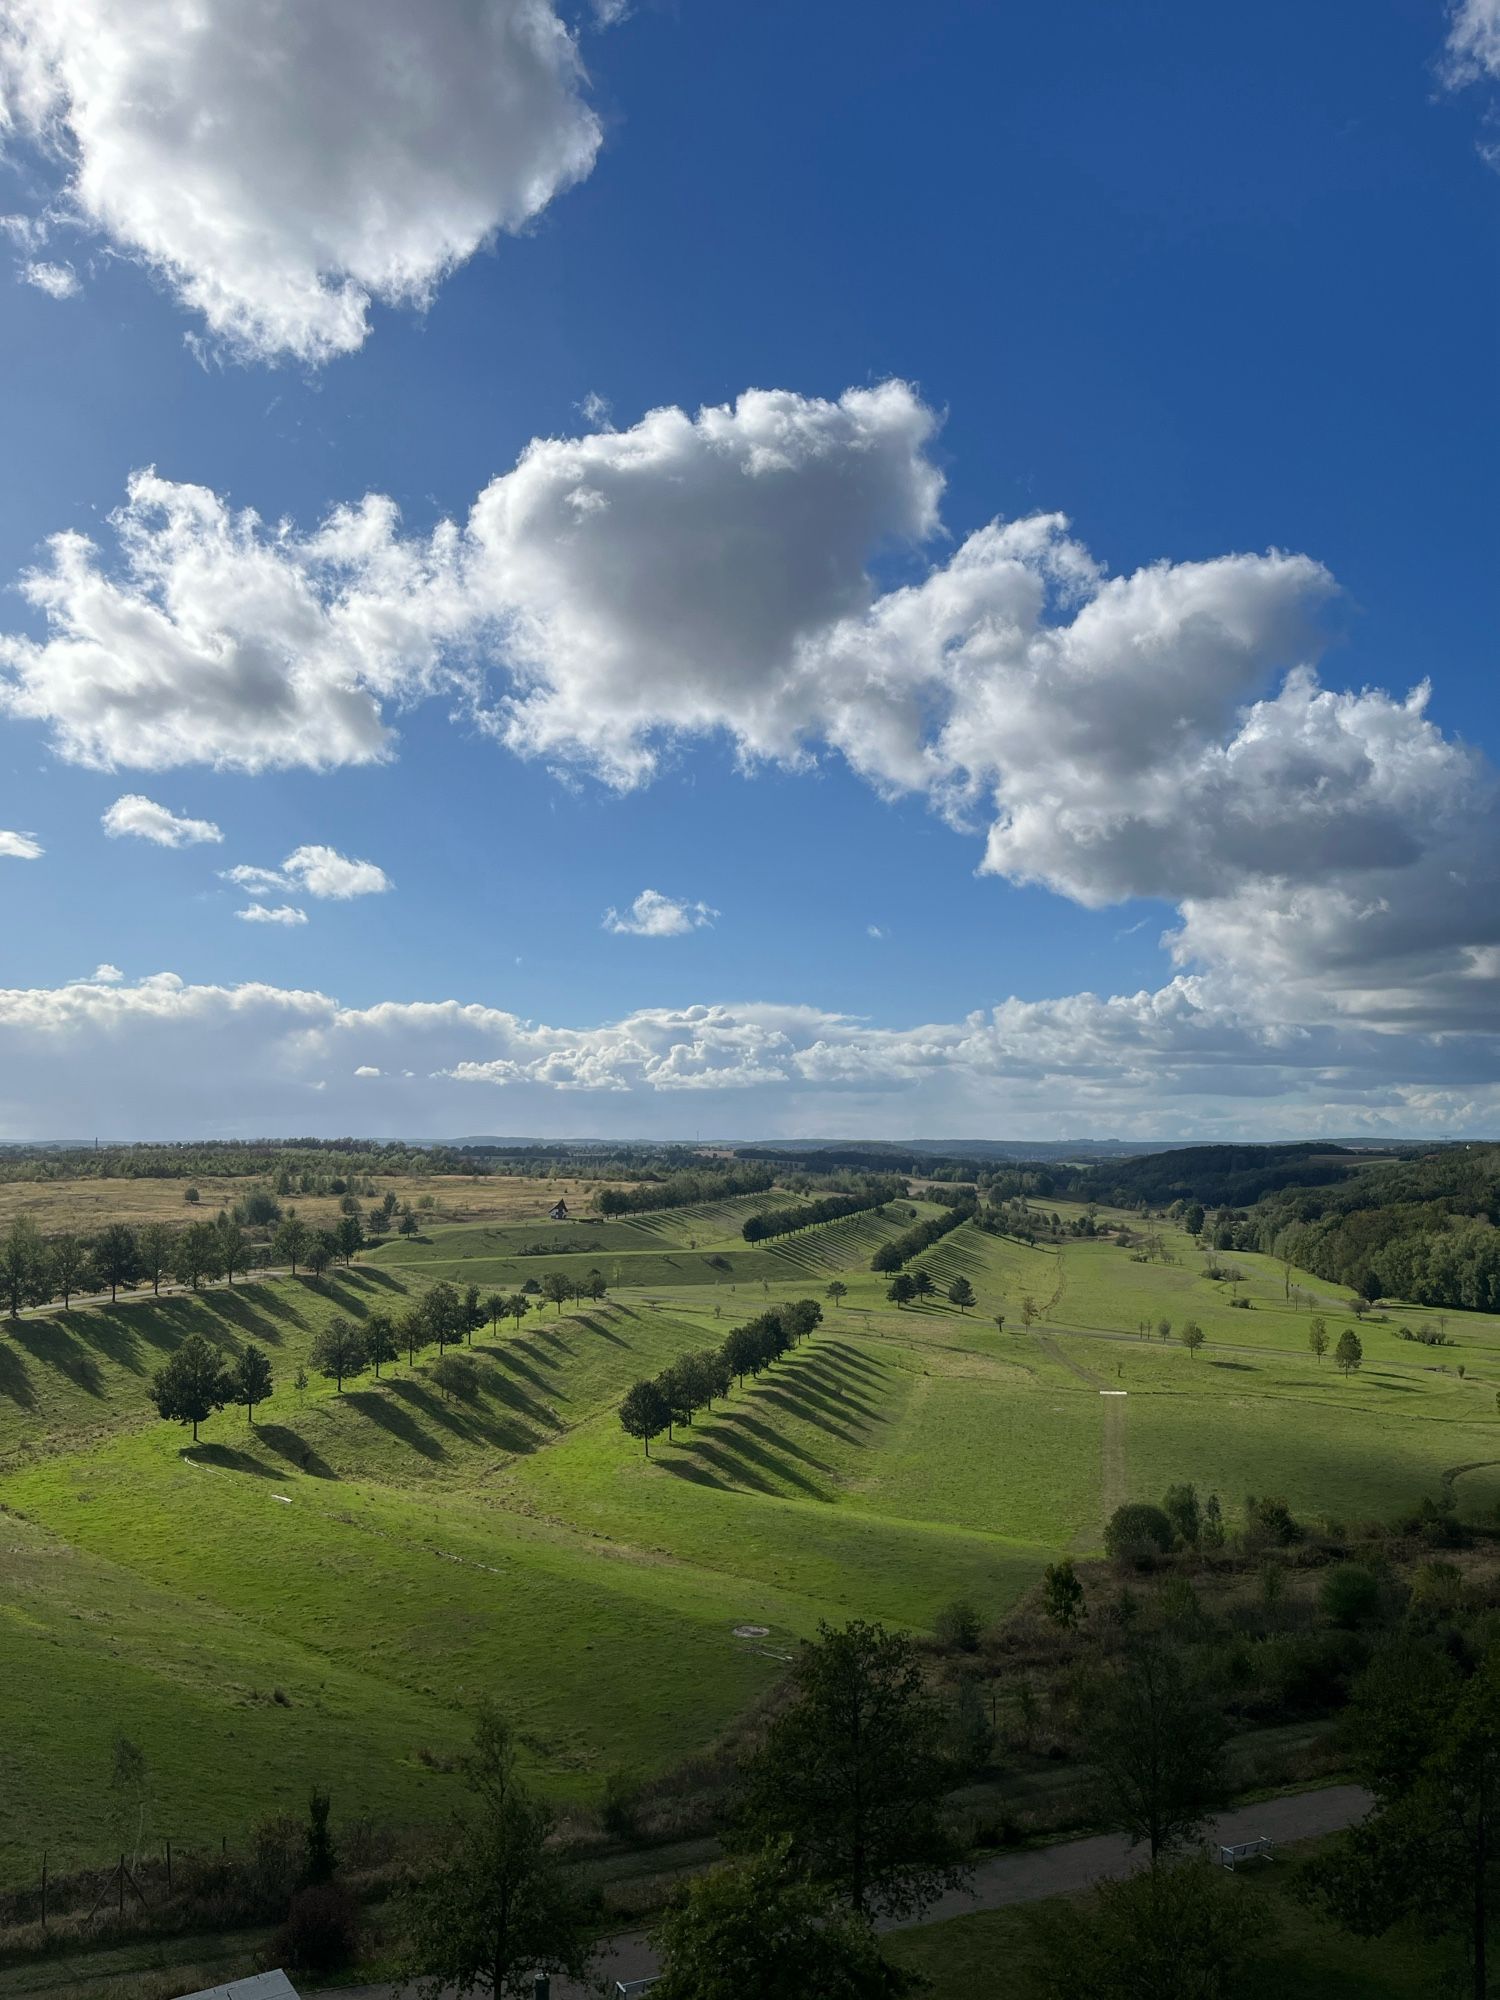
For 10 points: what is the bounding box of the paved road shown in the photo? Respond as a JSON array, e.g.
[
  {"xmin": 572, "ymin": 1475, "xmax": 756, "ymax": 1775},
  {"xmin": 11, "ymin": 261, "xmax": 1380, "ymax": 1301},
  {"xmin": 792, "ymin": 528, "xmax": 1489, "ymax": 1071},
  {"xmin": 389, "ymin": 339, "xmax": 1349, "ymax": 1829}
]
[{"xmin": 317, "ymin": 1783, "xmax": 1370, "ymax": 1999}]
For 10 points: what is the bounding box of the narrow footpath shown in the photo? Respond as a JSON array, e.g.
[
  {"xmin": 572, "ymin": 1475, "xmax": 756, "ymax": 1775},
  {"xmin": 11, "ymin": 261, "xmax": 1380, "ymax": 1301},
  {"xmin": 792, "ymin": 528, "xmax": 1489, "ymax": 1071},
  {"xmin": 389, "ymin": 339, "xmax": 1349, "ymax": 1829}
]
[{"xmin": 318, "ymin": 1783, "xmax": 1370, "ymax": 2000}]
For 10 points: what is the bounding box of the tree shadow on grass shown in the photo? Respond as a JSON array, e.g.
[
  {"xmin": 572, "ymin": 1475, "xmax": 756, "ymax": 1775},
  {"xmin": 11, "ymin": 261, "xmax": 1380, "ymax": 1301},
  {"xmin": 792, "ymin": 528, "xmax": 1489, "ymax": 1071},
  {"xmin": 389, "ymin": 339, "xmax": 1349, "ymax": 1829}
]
[
  {"xmin": 668, "ymin": 1432, "xmax": 777, "ymax": 1494},
  {"xmin": 343, "ymin": 1388, "xmax": 448, "ymax": 1461},
  {"xmin": 1209, "ymin": 1360, "xmax": 1256, "ymax": 1372},
  {"xmin": 0, "ymin": 1340, "xmax": 36, "ymax": 1407},
  {"xmin": 780, "ymin": 1362, "xmax": 882, "ymax": 1423},
  {"xmin": 815, "ymin": 1341, "xmax": 888, "ymax": 1383},
  {"xmin": 485, "ymin": 1347, "xmax": 561, "ymax": 1401},
  {"xmin": 714, "ymin": 1407, "xmax": 835, "ymax": 1476},
  {"xmin": 256, "ymin": 1423, "xmax": 338, "ymax": 1478},
  {"xmin": 11, "ymin": 1315, "xmax": 116, "ymax": 1393},
  {"xmin": 658, "ymin": 1455, "xmax": 727, "ymax": 1489},
  {"xmin": 199, "ymin": 1289, "xmax": 288, "ymax": 1347},
  {"xmin": 191, "ymin": 1440, "xmax": 279, "ymax": 1477},
  {"xmin": 751, "ymin": 1385, "xmax": 869, "ymax": 1449},
  {"xmin": 385, "ymin": 1375, "xmax": 547, "ymax": 1457},
  {"xmin": 696, "ymin": 1416, "xmax": 828, "ymax": 1496}
]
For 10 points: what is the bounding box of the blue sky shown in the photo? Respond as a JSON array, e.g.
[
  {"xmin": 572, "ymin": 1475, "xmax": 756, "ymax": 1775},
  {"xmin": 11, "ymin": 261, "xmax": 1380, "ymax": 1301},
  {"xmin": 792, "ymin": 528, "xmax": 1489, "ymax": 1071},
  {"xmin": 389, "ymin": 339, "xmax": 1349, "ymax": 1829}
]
[{"xmin": 0, "ymin": 0, "xmax": 1496, "ymax": 1141}]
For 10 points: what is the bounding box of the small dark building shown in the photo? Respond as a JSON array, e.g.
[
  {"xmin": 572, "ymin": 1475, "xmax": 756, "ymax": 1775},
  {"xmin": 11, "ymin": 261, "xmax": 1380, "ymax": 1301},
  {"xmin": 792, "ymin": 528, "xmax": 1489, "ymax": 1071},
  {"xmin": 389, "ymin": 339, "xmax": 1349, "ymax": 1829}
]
[{"xmin": 549, "ymin": 1198, "xmax": 569, "ymax": 1221}]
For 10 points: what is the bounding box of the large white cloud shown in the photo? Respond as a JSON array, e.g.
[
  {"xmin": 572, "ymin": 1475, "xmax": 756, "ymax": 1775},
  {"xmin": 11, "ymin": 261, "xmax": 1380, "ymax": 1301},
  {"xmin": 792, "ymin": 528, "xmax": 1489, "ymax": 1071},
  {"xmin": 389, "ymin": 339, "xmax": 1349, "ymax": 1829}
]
[
  {"xmin": 0, "ymin": 471, "xmax": 466, "ymax": 771},
  {"xmin": 2, "ymin": 382, "xmax": 1496, "ymax": 1043},
  {"xmin": 0, "ymin": 0, "xmax": 602, "ymax": 363},
  {"xmin": 0, "ymin": 969, "xmax": 1496, "ymax": 1142}
]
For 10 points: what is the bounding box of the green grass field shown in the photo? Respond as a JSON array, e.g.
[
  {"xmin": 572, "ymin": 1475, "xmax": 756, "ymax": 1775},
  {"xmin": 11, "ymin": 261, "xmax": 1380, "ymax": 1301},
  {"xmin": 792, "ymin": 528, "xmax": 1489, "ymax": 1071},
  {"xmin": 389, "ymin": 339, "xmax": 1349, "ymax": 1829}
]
[{"xmin": 3, "ymin": 1191, "xmax": 1498, "ymax": 1881}]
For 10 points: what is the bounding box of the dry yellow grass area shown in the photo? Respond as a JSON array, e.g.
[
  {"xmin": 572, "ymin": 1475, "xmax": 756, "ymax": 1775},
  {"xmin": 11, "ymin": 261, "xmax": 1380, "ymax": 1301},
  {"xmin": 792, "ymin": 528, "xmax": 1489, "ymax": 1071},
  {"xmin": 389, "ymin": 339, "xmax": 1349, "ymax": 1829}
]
[{"xmin": 0, "ymin": 1172, "xmax": 599, "ymax": 1235}]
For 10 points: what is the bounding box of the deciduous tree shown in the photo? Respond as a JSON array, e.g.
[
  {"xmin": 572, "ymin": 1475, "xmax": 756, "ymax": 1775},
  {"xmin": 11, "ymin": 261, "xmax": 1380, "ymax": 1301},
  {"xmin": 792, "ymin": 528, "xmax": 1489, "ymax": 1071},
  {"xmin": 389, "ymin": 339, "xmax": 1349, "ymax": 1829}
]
[
  {"xmin": 311, "ymin": 1318, "xmax": 367, "ymax": 1393},
  {"xmin": 1335, "ymin": 1329, "xmax": 1363, "ymax": 1378},
  {"xmin": 150, "ymin": 1332, "xmax": 233, "ymax": 1442},
  {"xmin": 233, "ymin": 1343, "xmax": 274, "ymax": 1425},
  {"xmin": 402, "ymin": 1702, "xmax": 592, "ymax": 1999},
  {"xmin": 619, "ymin": 1378, "xmax": 671, "ymax": 1456},
  {"xmin": 737, "ymin": 1619, "xmax": 967, "ymax": 1919},
  {"xmin": 1087, "ymin": 1641, "xmax": 1228, "ymax": 1864}
]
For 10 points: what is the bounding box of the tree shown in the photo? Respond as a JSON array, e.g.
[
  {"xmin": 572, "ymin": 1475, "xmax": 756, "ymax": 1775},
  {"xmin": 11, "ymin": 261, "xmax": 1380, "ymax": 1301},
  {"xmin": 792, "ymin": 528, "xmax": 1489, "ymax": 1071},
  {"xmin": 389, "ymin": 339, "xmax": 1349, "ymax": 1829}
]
[
  {"xmin": 274, "ymin": 1214, "xmax": 310, "ymax": 1275},
  {"xmin": 826, "ymin": 1279, "xmax": 848, "ymax": 1309},
  {"xmin": 218, "ymin": 1218, "xmax": 247, "ymax": 1286},
  {"xmin": 150, "ymin": 1333, "xmax": 232, "ymax": 1443},
  {"xmin": 993, "ymin": 1311, "xmax": 1006, "ymax": 1334},
  {"xmin": 1042, "ymin": 1556, "xmax": 1085, "ymax": 1631},
  {"xmin": 1306, "ymin": 1641, "xmax": 1500, "ymax": 2000},
  {"xmin": 1032, "ymin": 1857, "xmax": 1269, "ymax": 2000},
  {"xmin": 137, "ymin": 1221, "xmax": 174, "ymax": 1296},
  {"xmin": 484, "ymin": 1292, "xmax": 506, "ymax": 1336},
  {"xmin": 1179, "ymin": 1320, "xmax": 1205, "ymax": 1360},
  {"xmin": 462, "ymin": 1282, "xmax": 482, "ymax": 1341},
  {"xmin": 365, "ymin": 1310, "xmax": 397, "ymax": 1380},
  {"xmin": 335, "ymin": 1214, "xmax": 363, "ymax": 1265},
  {"xmin": 306, "ymin": 1230, "xmax": 338, "ymax": 1280},
  {"xmin": 886, "ymin": 1273, "xmax": 917, "ymax": 1308},
  {"xmin": 304, "ymin": 1784, "xmax": 337, "ymax": 1887},
  {"xmin": 947, "ymin": 1274, "xmax": 976, "ymax": 1312},
  {"xmin": 173, "ymin": 1220, "xmax": 224, "ymax": 1293},
  {"xmin": 911, "ymin": 1268, "xmax": 935, "ymax": 1303},
  {"xmin": 507, "ymin": 1293, "xmax": 529, "ymax": 1331},
  {"xmin": 1334, "ymin": 1328, "xmax": 1363, "ymax": 1379},
  {"xmin": 402, "ymin": 1702, "xmax": 592, "ymax": 1999},
  {"xmin": 651, "ymin": 1842, "xmax": 916, "ymax": 2000},
  {"xmin": 1308, "ymin": 1317, "xmax": 1329, "ymax": 1365},
  {"xmin": 233, "ymin": 1343, "xmax": 274, "ymax": 1425},
  {"xmin": 311, "ymin": 1317, "xmax": 367, "ymax": 1393},
  {"xmin": 425, "ymin": 1281, "xmax": 462, "ymax": 1355},
  {"xmin": 400, "ymin": 1307, "xmax": 429, "ymax": 1369},
  {"xmin": 49, "ymin": 1232, "xmax": 93, "ymax": 1309},
  {"xmin": 94, "ymin": 1222, "xmax": 140, "ymax": 1303},
  {"xmin": 1104, "ymin": 1503, "xmax": 1176, "ymax": 1566},
  {"xmin": 1086, "ymin": 1641, "xmax": 1228, "ymax": 1864},
  {"xmin": 1020, "ymin": 1295, "xmax": 1037, "ymax": 1327},
  {"xmin": 541, "ymin": 1272, "xmax": 571, "ymax": 1315},
  {"xmin": 619, "ymin": 1378, "xmax": 671, "ymax": 1456},
  {"xmin": 737, "ymin": 1619, "xmax": 967, "ymax": 1919},
  {"xmin": 1161, "ymin": 1482, "xmax": 1201, "ymax": 1549},
  {"xmin": 1156, "ymin": 1317, "xmax": 1172, "ymax": 1342}
]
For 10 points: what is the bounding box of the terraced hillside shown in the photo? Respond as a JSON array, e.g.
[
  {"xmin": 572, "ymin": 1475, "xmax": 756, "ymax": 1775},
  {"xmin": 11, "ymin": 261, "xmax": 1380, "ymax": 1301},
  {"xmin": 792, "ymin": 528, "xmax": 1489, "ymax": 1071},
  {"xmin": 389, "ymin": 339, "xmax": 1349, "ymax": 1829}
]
[{"xmin": 3, "ymin": 1187, "xmax": 1499, "ymax": 1879}]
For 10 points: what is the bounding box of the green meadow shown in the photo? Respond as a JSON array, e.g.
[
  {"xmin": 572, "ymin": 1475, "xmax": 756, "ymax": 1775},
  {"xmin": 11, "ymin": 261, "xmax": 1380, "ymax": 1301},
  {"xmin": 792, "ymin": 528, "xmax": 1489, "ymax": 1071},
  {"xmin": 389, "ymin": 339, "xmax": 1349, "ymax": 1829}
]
[{"xmin": 2, "ymin": 1192, "xmax": 1498, "ymax": 1879}]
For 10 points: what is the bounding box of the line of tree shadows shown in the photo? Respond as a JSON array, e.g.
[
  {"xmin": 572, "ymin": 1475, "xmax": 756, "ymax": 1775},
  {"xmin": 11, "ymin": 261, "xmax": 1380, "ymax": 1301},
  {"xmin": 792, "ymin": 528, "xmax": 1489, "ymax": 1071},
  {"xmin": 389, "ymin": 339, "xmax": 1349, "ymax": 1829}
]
[{"xmin": 659, "ymin": 1339, "xmax": 889, "ymax": 1493}]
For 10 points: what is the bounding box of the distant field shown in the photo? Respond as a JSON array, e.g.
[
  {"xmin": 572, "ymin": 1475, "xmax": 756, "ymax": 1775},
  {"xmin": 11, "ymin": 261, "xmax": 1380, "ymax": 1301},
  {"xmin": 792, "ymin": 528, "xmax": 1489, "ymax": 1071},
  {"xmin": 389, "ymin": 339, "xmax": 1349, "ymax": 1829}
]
[
  {"xmin": 0, "ymin": 1171, "xmax": 596, "ymax": 1235},
  {"xmin": 2, "ymin": 1187, "xmax": 1497, "ymax": 1879}
]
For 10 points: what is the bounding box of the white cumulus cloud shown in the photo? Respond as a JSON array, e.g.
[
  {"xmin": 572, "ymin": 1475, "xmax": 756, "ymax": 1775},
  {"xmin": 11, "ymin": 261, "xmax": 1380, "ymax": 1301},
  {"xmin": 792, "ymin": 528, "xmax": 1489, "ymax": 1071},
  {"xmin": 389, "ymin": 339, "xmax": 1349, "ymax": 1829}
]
[
  {"xmin": 603, "ymin": 889, "xmax": 718, "ymax": 937},
  {"xmin": 235, "ymin": 903, "xmax": 306, "ymax": 926},
  {"xmin": 91, "ymin": 963, "xmax": 122, "ymax": 982},
  {"xmin": 2, "ymin": 382, "xmax": 1496, "ymax": 1041},
  {"xmin": 225, "ymin": 845, "xmax": 391, "ymax": 900},
  {"xmin": 102, "ymin": 793, "xmax": 223, "ymax": 847},
  {"xmin": 0, "ymin": 0, "xmax": 603, "ymax": 363},
  {"xmin": 0, "ymin": 830, "xmax": 43, "ymax": 859}
]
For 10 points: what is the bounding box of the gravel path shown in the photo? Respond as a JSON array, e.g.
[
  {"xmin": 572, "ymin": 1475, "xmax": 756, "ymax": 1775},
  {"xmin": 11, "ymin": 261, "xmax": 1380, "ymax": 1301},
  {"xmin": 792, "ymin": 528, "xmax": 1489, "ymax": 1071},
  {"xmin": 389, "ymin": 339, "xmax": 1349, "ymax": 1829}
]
[{"xmin": 316, "ymin": 1783, "xmax": 1370, "ymax": 1999}]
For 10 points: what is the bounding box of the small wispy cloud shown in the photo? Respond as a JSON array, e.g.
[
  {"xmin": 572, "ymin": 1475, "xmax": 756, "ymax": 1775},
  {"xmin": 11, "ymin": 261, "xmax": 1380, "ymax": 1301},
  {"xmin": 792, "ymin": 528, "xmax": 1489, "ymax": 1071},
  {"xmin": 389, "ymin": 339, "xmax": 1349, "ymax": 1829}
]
[
  {"xmin": 603, "ymin": 889, "xmax": 718, "ymax": 937},
  {"xmin": 236, "ymin": 903, "xmax": 307, "ymax": 926},
  {"xmin": 0, "ymin": 830, "xmax": 44, "ymax": 860},
  {"xmin": 23, "ymin": 261, "xmax": 80, "ymax": 300},
  {"xmin": 867, "ymin": 924, "xmax": 887, "ymax": 940}
]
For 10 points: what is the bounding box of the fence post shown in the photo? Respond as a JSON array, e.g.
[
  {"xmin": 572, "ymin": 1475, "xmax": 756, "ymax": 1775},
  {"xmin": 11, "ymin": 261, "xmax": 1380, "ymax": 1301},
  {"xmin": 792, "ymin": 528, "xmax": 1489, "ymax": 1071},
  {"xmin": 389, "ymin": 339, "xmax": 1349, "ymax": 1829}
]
[
  {"xmin": 40, "ymin": 1853, "xmax": 46, "ymax": 1930},
  {"xmin": 165, "ymin": 1839, "xmax": 172, "ymax": 1893},
  {"xmin": 118, "ymin": 1853, "xmax": 125, "ymax": 1917}
]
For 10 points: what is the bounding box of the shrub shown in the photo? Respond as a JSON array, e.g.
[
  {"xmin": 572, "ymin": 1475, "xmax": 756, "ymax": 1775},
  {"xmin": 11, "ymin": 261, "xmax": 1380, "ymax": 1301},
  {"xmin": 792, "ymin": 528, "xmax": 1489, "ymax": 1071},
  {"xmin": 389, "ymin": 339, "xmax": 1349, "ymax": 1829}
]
[
  {"xmin": 600, "ymin": 1767, "xmax": 642, "ymax": 1840},
  {"xmin": 933, "ymin": 1598, "xmax": 983, "ymax": 1651},
  {"xmin": 1104, "ymin": 1503, "xmax": 1175, "ymax": 1568},
  {"xmin": 273, "ymin": 1881, "xmax": 361, "ymax": 1975},
  {"xmin": 1318, "ymin": 1564, "xmax": 1382, "ymax": 1629}
]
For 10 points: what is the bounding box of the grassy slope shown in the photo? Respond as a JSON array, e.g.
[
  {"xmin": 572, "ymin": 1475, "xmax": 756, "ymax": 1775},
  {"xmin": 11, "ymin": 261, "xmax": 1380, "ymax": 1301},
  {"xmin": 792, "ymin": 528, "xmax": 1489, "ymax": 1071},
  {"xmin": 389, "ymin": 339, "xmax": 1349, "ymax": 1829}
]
[{"xmin": 5, "ymin": 1192, "xmax": 1500, "ymax": 1875}]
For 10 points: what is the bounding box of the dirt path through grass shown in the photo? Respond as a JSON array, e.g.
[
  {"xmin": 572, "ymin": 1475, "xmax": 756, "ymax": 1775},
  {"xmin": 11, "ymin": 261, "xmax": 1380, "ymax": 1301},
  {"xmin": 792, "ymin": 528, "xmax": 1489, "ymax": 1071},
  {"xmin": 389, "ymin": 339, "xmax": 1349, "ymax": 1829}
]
[{"xmin": 1034, "ymin": 1334, "xmax": 1126, "ymax": 1549}]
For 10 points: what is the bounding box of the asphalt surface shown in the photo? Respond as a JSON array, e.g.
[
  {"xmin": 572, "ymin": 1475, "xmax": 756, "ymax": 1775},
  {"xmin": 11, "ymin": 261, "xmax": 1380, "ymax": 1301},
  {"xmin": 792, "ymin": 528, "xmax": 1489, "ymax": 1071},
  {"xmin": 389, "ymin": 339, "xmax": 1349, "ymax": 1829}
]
[{"xmin": 317, "ymin": 1782, "xmax": 1371, "ymax": 1999}]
